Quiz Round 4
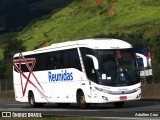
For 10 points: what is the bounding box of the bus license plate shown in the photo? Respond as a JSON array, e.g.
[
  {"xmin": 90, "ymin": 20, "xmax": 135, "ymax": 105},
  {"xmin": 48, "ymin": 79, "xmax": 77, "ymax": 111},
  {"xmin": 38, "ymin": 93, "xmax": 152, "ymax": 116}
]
[{"xmin": 120, "ymin": 96, "xmax": 127, "ymax": 100}]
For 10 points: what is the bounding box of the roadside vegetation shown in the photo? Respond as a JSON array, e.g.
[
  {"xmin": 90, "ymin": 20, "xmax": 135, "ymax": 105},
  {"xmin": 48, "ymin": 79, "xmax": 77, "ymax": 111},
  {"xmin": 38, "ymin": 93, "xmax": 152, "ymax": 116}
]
[{"xmin": 0, "ymin": 0, "xmax": 160, "ymax": 85}]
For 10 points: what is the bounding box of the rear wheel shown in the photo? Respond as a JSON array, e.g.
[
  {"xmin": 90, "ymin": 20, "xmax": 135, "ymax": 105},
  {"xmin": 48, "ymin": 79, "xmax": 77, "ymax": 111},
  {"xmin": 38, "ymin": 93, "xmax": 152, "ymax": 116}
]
[
  {"xmin": 28, "ymin": 92, "xmax": 44, "ymax": 108},
  {"xmin": 28, "ymin": 92, "xmax": 36, "ymax": 108},
  {"xmin": 77, "ymin": 91, "xmax": 89, "ymax": 109},
  {"xmin": 113, "ymin": 102, "xmax": 125, "ymax": 108}
]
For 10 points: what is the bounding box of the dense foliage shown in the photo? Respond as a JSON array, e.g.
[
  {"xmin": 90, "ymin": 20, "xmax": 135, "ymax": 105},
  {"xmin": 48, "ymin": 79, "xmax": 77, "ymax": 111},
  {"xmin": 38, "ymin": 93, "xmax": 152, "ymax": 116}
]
[{"xmin": 0, "ymin": 0, "xmax": 160, "ymax": 83}]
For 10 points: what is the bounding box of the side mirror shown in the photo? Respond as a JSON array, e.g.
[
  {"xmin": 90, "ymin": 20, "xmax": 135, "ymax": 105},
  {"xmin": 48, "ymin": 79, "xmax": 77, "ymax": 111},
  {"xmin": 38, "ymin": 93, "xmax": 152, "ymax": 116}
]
[
  {"xmin": 86, "ymin": 54, "xmax": 99, "ymax": 70},
  {"xmin": 136, "ymin": 53, "xmax": 147, "ymax": 68}
]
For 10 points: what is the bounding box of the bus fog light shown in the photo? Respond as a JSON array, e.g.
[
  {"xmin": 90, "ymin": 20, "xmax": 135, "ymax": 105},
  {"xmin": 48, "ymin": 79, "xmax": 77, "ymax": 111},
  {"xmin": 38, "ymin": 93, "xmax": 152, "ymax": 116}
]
[
  {"xmin": 102, "ymin": 96, "xmax": 108, "ymax": 101},
  {"xmin": 137, "ymin": 94, "xmax": 141, "ymax": 99}
]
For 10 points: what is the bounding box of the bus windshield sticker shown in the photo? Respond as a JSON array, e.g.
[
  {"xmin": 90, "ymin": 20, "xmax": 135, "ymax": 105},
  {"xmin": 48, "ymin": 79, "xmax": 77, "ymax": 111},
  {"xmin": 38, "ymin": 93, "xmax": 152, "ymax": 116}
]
[
  {"xmin": 107, "ymin": 77, "xmax": 111, "ymax": 80},
  {"xmin": 102, "ymin": 74, "xmax": 106, "ymax": 80}
]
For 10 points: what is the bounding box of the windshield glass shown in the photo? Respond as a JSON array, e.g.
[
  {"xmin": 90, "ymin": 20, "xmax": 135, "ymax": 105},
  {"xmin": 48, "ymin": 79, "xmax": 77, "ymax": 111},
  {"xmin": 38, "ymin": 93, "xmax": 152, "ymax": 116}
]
[
  {"xmin": 80, "ymin": 47, "xmax": 140, "ymax": 87},
  {"xmin": 96, "ymin": 49, "xmax": 140, "ymax": 86}
]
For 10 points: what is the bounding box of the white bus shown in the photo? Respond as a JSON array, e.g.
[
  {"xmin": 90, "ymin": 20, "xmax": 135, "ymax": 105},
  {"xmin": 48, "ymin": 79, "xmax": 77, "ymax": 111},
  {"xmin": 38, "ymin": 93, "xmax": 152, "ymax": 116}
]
[{"xmin": 13, "ymin": 38, "xmax": 141, "ymax": 108}]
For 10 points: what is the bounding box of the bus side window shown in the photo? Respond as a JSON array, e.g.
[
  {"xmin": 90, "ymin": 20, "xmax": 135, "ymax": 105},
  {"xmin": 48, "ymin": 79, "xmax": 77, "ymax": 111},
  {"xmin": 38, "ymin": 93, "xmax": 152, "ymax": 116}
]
[
  {"xmin": 80, "ymin": 47, "xmax": 97, "ymax": 82},
  {"xmin": 64, "ymin": 50, "xmax": 71, "ymax": 68},
  {"xmin": 46, "ymin": 52, "xmax": 58, "ymax": 70},
  {"xmin": 34, "ymin": 56, "xmax": 40, "ymax": 71},
  {"xmin": 58, "ymin": 51, "xmax": 65, "ymax": 69},
  {"xmin": 70, "ymin": 49, "xmax": 82, "ymax": 71},
  {"xmin": 84, "ymin": 57, "xmax": 97, "ymax": 82}
]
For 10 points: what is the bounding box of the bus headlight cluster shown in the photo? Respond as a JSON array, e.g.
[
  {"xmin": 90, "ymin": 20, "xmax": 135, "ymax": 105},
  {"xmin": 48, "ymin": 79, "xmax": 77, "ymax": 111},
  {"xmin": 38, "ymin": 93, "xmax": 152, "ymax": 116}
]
[
  {"xmin": 94, "ymin": 86, "xmax": 111, "ymax": 93},
  {"xmin": 134, "ymin": 87, "xmax": 141, "ymax": 92}
]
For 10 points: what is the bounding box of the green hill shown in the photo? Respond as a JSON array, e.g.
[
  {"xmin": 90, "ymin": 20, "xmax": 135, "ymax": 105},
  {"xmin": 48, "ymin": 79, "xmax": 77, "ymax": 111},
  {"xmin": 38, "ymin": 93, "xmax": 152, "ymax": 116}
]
[
  {"xmin": 1, "ymin": 0, "xmax": 160, "ymax": 84},
  {"xmin": 17, "ymin": 0, "xmax": 160, "ymax": 51},
  {"xmin": 0, "ymin": 0, "xmax": 72, "ymax": 59},
  {"xmin": 0, "ymin": 0, "xmax": 72, "ymax": 31}
]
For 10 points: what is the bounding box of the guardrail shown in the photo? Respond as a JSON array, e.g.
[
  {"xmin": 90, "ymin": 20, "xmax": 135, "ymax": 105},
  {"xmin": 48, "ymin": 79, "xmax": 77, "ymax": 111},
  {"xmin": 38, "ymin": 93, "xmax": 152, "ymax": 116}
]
[
  {"xmin": 0, "ymin": 79, "xmax": 13, "ymax": 91},
  {"xmin": 0, "ymin": 79, "xmax": 160, "ymax": 100}
]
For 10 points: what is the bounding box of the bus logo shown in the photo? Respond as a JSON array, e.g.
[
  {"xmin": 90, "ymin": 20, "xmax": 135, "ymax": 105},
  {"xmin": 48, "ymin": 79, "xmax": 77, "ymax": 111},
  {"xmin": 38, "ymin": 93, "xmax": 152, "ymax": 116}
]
[
  {"xmin": 48, "ymin": 70, "xmax": 73, "ymax": 82},
  {"xmin": 13, "ymin": 53, "xmax": 49, "ymax": 102}
]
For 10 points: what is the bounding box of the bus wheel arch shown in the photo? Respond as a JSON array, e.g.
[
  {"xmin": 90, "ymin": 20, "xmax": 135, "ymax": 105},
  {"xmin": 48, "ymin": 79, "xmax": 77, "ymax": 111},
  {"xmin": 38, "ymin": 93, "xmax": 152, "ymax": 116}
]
[
  {"xmin": 76, "ymin": 89, "xmax": 89, "ymax": 109},
  {"xmin": 28, "ymin": 91, "xmax": 44, "ymax": 108}
]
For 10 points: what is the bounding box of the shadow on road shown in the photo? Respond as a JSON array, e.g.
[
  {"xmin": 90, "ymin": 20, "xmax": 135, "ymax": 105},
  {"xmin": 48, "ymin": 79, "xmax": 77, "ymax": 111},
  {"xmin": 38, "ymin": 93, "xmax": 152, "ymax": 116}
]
[{"xmin": 21, "ymin": 100, "xmax": 160, "ymax": 110}]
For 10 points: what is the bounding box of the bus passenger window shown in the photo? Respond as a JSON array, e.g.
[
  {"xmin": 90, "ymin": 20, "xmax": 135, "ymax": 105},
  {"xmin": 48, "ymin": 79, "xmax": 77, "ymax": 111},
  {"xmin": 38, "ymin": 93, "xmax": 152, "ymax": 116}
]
[
  {"xmin": 70, "ymin": 49, "xmax": 82, "ymax": 71},
  {"xmin": 48, "ymin": 57, "xmax": 57, "ymax": 69},
  {"xmin": 58, "ymin": 51, "xmax": 64, "ymax": 69},
  {"xmin": 84, "ymin": 57, "xmax": 97, "ymax": 82}
]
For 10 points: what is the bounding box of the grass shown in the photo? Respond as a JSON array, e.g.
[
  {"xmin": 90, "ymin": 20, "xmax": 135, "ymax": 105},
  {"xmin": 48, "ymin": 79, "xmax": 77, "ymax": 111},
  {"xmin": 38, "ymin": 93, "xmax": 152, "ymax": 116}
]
[
  {"xmin": 0, "ymin": 0, "xmax": 159, "ymax": 58},
  {"xmin": 16, "ymin": 0, "xmax": 160, "ymax": 51},
  {"xmin": 0, "ymin": 0, "xmax": 159, "ymax": 59},
  {"xmin": 0, "ymin": 90, "xmax": 15, "ymax": 101}
]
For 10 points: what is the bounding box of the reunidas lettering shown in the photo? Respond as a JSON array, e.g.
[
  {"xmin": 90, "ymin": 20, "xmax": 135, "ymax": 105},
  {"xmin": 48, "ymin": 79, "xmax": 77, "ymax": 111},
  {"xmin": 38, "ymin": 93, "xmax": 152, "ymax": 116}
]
[{"xmin": 48, "ymin": 70, "xmax": 73, "ymax": 82}]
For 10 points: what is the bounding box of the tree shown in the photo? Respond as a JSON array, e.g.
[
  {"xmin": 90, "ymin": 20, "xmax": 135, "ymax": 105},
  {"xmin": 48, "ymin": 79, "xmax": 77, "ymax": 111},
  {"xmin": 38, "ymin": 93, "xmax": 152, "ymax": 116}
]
[
  {"xmin": 3, "ymin": 39, "xmax": 25, "ymax": 60},
  {"xmin": 3, "ymin": 39, "xmax": 25, "ymax": 79}
]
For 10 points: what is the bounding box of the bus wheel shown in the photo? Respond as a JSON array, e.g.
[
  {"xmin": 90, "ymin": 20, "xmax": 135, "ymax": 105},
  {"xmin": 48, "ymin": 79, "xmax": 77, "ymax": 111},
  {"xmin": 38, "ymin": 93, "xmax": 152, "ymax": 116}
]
[
  {"xmin": 29, "ymin": 92, "xmax": 37, "ymax": 108},
  {"xmin": 77, "ymin": 92, "xmax": 89, "ymax": 109},
  {"xmin": 113, "ymin": 102, "xmax": 125, "ymax": 108}
]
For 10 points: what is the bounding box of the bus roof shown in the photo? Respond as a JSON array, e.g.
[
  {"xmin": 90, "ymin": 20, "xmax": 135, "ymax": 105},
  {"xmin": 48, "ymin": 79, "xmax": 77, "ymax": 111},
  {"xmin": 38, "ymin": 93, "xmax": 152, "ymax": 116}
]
[
  {"xmin": 77, "ymin": 38, "xmax": 132, "ymax": 49},
  {"xmin": 14, "ymin": 38, "xmax": 132, "ymax": 57}
]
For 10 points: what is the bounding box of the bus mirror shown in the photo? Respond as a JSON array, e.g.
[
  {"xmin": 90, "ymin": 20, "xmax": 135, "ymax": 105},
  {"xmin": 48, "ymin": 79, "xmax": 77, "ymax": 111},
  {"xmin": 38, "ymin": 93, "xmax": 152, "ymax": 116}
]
[
  {"xmin": 86, "ymin": 54, "xmax": 99, "ymax": 70},
  {"xmin": 136, "ymin": 53, "xmax": 147, "ymax": 68}
]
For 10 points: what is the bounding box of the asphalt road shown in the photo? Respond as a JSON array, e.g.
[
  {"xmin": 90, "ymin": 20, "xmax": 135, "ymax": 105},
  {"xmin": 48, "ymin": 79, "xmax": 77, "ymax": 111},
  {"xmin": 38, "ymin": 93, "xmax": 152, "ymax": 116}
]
[{"xmin": 0, "ymin": 100, "xmax": 160, "ymax": 119}]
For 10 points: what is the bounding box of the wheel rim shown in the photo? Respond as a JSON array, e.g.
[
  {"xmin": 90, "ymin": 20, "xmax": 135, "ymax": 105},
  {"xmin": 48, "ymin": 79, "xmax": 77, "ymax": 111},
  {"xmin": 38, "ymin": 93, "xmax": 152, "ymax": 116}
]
[
  {"xmin": 30, "ymin": 95, "xmax": 35, "ymax": 106},
  {"xmin": 80, "ymin": 95, "xmax": 85, "ymax": 105}
]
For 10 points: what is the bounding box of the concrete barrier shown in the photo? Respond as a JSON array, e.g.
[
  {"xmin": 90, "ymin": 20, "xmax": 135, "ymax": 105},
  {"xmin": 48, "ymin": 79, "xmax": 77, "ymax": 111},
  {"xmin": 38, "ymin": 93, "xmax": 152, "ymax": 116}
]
[{"xmin": 141, "ymin": 84, "xmax": 160, "ymax": 100}]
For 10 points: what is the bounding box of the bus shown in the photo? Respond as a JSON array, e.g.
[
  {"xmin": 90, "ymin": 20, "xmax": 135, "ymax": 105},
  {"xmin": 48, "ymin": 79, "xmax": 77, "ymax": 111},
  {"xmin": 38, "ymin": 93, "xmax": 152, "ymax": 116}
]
[
  {"xmin": 13, "ymin": 38, "xmax": 141, "ymax": 108},
  {"xmin": 133, "ymin": 45, "xmax": 153, "ymax": 83}
]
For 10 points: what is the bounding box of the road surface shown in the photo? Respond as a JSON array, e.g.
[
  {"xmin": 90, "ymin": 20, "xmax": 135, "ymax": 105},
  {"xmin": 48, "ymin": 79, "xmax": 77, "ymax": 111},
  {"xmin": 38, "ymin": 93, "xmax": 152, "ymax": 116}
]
[{"xmin": 0, "ymin": 100, "xmax": 160, "ymax": 119}]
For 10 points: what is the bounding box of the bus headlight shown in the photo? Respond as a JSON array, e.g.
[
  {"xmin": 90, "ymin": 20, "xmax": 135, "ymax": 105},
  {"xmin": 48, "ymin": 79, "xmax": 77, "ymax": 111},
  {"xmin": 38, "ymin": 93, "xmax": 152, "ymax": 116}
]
[
  {"xmin": 94, "ymin": 86, "xmax": 111, "ymax": 93},
  {"xmin": 134, "ymin": 87, "xmax": 141, "ymax": 92}
]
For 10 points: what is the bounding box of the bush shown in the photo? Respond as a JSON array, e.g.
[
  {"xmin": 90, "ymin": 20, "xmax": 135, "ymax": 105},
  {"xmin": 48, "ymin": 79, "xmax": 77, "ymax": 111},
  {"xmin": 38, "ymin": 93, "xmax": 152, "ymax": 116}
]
[{"xmin": 152, "ymin": 64, "xmax": 160, "ymax": 83}]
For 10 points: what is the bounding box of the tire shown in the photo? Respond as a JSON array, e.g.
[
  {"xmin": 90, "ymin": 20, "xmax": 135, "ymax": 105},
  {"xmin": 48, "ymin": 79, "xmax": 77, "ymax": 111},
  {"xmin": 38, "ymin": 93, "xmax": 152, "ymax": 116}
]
[
  {"xmin": 28, "ymin": 92, "xmax": 44, "ymax": 108},
  {"xmin": 28, "ymin": 92, "xmax": 37, "ymax": 108},
  {"xmin": 77, "ymin": 92, "xmax": 89, "ymax": 109},
  {"xmin": 113, "ymin": 101, "xmax": 125, "ymax": 108}
]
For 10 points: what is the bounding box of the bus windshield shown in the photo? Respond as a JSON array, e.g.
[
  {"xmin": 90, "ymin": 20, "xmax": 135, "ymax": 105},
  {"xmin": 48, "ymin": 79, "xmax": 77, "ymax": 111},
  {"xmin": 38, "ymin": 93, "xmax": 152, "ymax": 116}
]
[
  {"xmin": 95, "ymin": 49, "xmax": 140, "ymax": 86},
  {"xmin": 80, "ymin": 48, "xmax": 140, "ymax": 87}
]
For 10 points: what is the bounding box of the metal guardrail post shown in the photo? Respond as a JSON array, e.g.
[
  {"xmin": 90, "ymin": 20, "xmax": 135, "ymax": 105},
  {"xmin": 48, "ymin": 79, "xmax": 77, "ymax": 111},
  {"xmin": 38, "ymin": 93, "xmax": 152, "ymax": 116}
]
[
  {"xmin": 6, "ymin": 79, "xmax": 7, "ymax": 91},
  {"xmin": 0, "ymin": 79, "xmax": 1, "ymax": 91}
]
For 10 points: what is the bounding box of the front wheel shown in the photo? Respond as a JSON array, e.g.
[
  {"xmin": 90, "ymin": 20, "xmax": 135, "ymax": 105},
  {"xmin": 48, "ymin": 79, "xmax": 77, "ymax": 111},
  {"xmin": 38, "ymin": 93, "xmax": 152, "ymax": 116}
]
[
  {"xmin": 113, "ymin": 101, "xmax": 125, "ymax": 108},
  {"xmin": 77, "ymin": 92, "xmax": 90, "ymax": 109}
]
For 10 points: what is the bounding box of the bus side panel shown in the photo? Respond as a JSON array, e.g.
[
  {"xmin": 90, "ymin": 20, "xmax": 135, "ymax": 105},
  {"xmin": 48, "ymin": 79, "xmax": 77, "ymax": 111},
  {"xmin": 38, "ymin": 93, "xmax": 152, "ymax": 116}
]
[{"xmin": 13, "ymin": 72, "xmax": 28, "ymax": 102}]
